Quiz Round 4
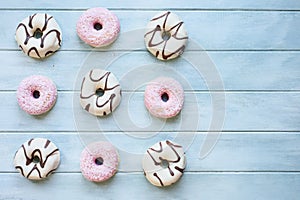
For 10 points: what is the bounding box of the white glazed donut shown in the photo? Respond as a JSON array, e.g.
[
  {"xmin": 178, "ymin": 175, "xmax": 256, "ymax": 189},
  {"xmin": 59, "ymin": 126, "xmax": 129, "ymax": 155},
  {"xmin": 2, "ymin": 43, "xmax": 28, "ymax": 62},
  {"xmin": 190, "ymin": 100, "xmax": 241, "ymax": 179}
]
[
  {"xmin": 142, "ymin": 140, "xmax": 186, "ymax": 187},
  {"xmin": 80, "ymin": 69, "xmax": 122, "ymax": 116},
  {"xmin": 14, "ymin": 138, "xmax": 60, "ymax": 180},
  {"xmin": 144, "ymin": 11, "xmax": 188, "ymax": 61},
  {"xmin": 15, "ymin": 13, "xmax": 62, "ymax": 59}
]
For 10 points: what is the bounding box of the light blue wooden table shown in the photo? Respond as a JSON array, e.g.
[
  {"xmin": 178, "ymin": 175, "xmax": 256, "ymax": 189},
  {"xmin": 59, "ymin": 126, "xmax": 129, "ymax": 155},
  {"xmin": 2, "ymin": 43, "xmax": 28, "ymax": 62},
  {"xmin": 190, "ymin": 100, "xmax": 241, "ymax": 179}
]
[{"xmin": 0, "ymin": 0, "xmax": 299, "ymax": 199}]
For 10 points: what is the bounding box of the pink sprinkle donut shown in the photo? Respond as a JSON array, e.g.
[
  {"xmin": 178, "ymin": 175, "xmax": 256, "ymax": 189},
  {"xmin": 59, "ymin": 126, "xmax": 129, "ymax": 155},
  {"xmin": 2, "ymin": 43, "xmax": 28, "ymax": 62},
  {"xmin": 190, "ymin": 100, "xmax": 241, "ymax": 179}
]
[
  {"xmin": 16, "ymin": 75, "xmax": 57, "ymax": 115},
  {"xmin": 144, "ymin": 77, "xmax": 184, "ymax": 118},
  {"xmin": 76, "ymin": 7, "xmax": 120, "ymax": 47},
  {"xmin": 80, "ymin": 141, "xmax": 119, "ymax": 182}
]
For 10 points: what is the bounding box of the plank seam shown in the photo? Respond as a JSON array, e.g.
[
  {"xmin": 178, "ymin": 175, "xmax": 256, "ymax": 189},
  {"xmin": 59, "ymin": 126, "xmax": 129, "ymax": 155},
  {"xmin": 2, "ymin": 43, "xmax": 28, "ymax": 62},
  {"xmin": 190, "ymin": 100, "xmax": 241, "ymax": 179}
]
[
  {"xmin": 1, "ymin": 8, "xmax": 300, "ymax": 12},
  {"xmin": 2, "ymin": 171, "xmax": 300, "ymax": 174},
  {"xmin": 1, "ymin": 90, "xmax": 300, "ymax": 93},
  {"xmin": 2, "ymin": 49, "xmax": 300, "ymax": 52},
  {"xmin": 0, "ymin": 130, "xmax": 300, "ymax": 133}
]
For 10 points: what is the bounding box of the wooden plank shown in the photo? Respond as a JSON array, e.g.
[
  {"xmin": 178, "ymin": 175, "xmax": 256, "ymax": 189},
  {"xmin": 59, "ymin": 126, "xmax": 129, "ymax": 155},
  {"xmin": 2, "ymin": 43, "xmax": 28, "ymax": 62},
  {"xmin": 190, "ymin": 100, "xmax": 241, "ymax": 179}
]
[
  {"xmin": 1, "ymin": 133, "xmax": 300, "ymax": 172},
  {"xmin": 1, "ymin": 11, "xmax": 300, "ymax": 50},
  {"xmin": 0, "ymin": 0, "xmax": 300, "ymax": 10},
  {"xmin": 0, "ymin": 92, "xmax": 299, "ymax": 132},
  {"xmin": 0, "ymin": 173, "xmax": 299, "ymax": 200},
  {"xmin": 0, "ymin": 0, "xmax": 299, "ymax": 199},
  {"xmin": 1, "ymin": 51, "xmax": 300, "ymax": 91}
]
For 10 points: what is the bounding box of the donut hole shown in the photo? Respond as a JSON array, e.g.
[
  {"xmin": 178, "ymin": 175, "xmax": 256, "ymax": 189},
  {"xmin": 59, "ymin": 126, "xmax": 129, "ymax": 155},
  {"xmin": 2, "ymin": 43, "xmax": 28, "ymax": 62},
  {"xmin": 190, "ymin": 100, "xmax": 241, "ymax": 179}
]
[
  {"xmin": 161, "ymin": 31, "xmax": 171, "ymax": 41},
  {"xmin": 95, "ymin": 157, "xmax": 104, "ymax": 165},
  {"xmin": 94, "ymin": 23, "xmax": 103, "ymax": 31},
  {"xmin": 32, "ymin": 156, "xmax": 40, "ymax": 163},
  {"xmin": 33, "ymin": 29, "xmax": 43, "ymax": 39},
  {"xmin": 32, "ymin": 90, "xmax": 40, "ymax": 99},
  {"xmin": 161, "ymin": 92, "xmax": 169, "ymax": 102},
  {"xmin": 95, "ymin": 88, "xmax": 105, "ymax": 97},
  {"xmin": 160, "ymin": 159, "xmax": 169, "ymax": 169}
]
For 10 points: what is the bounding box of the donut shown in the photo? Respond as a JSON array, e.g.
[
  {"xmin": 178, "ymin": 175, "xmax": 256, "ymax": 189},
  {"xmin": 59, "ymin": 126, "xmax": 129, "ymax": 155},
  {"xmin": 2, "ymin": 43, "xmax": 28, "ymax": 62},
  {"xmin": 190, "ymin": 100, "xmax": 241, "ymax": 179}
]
[
  {"xmin": 143, "ymin": 140, "xmax": 186, "ymax": 187},
  {"xmin": 144, "ymin": 11, "xmax": 188, "ymax": 61},
  {"xmin": 14, "ymin": 138, "xmax": 60, "ymax": 180},
  {"xmin": 15, "ymin": 13, "xmax": 62, "ymax": 59},
  {"xmin": 144, "ymin": 77, "xmax": 184, "ymax": 118},
  {"xmin": 17, "ymin": 75, "xmax": 57, "ymax": 115},
  {"xmin": 76, "ymin": 7, "xmax": 120, "ymax": 47},
  {"xmin": 80, "ymin": 141, "xmax": 119, "ymax": 182},
  {"xmin": 80, "ymin": 69, "xmax": 121, "ymax": 116}
]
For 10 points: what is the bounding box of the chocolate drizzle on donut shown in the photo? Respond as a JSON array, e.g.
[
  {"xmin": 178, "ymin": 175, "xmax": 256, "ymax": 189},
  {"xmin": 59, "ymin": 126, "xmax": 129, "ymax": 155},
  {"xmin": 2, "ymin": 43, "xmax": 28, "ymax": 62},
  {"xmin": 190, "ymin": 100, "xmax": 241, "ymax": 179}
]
[
  {"xmin": 16, "ymin": 23, "xmax": 31, "ymax": 45},
  {"xmin": 27, "ymin": 47, "xmax": 41, "ymax": 58},
  {"xmin": 153, "ymin": 172, "xmax": 164, "ymax": 186},
  {"xmin": 145, "ymin": 140, "xmax": 185, "ymax": 186},
  {"xmin": 175, "ymin": 166, "xmax": 185, "ymax": 173},
  {"xmin": 144, "ymin": 11, "xmax": 188, "ymax": 60},
  {"xmin": 45, "ymin": 50, "xmax": 54, "ymax": 57},
  {"xmin": 85, "ymin": 104, "xmax": 91, "ymax": 112},
  {"xmin": 44, "ymin": 139, "xmax": 51, "ymax": 148},
  {"xmin": 40, "ymin": 29, "xmax": 62, "ymax": 48},
  {"xmin": 80, "ymin": 70, "xmax": 120, "ymax": 114},
  {"xmin": 89, "ymin": 71, "xmax": 120, "ymax": 91},
  {"xmin": 15, "ymin": 166, "xmax": 25, "ymax": 177},
  {"xmin": 147, "ymin": 140, "xmax": 182, "ymax": 167},
  {"xmin": 96, "ymin": 94, "xmax": 116, "ymax": 112},
  {"xmin": 151, "ymin": 11, "xmax": 170, "ymax": 29},
  {"xmin": 150, "ymin": 141, "xmax": 163, "ymax": 152},
  {"xmin": 26, "ymin": 165, "xmax": 43, "ymax": 178},
  {"xmin": 20, "ymin": 144, "xmax": 59, "ymax": 168},
  {"xmin": 14, "ymin": 138, "xmax": 59, "ymax": 179},
  {"xmin": 42, "ymin": 14, "xmax": 53, "ymax": 31},
  {"xmin": 28, "ymin": 138, "xmax": 34, "ymax": 146},
  {"xmin": 16, "ymin": 13, "xmax": 62, "ymax": 58},
  {"xmin": 45, "ymin": 167, "xmax": 58, "ymax": 177},
  {"xmin": 19, "ymin": 45, "xmax": 24, "ymax": 52},
  {"xmin": 28, "ymin": 14, "xmax": 37, "ymax": 29}
]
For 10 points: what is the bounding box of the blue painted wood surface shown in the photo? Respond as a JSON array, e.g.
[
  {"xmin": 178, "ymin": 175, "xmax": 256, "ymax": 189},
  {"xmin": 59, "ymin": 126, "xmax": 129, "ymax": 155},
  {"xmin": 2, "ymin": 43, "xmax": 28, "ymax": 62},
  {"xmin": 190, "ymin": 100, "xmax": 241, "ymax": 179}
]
[{"xmin": 0, "ymin": 0, "xmax": 299, "ymax": 199}]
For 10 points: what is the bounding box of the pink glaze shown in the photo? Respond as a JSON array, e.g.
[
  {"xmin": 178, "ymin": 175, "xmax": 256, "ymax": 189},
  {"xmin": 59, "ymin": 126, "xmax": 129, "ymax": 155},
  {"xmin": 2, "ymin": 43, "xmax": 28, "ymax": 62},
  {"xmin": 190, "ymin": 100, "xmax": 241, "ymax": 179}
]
[
  {"xmin": 16, "ymin": 75, "xmax": 57, "ymax": 115},
  {"xmin": 80, "ymin": 141, "xmax": 119, "ymax": 182},
  {"xmin": 144, "ymin": 77, "xmax": 184, "ymax": 119},
  {"xmin": 76, "ymin": 7, "xmax": 120, "ymax": 47}
]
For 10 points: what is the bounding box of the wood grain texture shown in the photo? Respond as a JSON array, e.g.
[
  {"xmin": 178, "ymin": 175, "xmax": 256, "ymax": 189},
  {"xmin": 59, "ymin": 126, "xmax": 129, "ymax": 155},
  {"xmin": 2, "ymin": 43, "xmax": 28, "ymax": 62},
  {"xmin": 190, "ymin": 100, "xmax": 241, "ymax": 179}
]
[
  {"xmin": 1, "ymin": 0, "xmax": 300, "ymax": 10},
  {"xmin": 0, "ymin": 173, "xmax": 299, "ymax": 200},
  {"xmin": 1, "ymin": 11, "xmax": 300, "ymax": 50},
  {"xmin": 0, "ymin": 51, "xmax": 299, "ymax": 91},
  {"xmin": 1, "ymin": 133, "xmax": 300, "ymax": 172},
  {"xmin": 0, "ymin": 0, "xmax": 299, "ymax": 199},
  {"xmin": 0, "ymin": 92, "xmax": 299, "ymax": 132}
]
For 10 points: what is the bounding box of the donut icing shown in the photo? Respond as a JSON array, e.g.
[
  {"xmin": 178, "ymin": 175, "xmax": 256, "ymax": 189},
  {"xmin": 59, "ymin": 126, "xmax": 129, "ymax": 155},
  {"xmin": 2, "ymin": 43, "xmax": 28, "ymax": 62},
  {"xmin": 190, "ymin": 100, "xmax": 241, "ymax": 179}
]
[
  {"xmin": 143, "ymin": 140, "xmax": 186, "ymax": 187},
  {"xmin": 80, "ymin": 141, "xmax": 119, "ymax": 182},
  {"xmin": 76, "ymin": 7, "xmax": 120, "ymax": 47},
  {"xmin": 80, "ymin": 69, "xmax": 122, "ymax": 116},
  {"xmin": 16, "ymin": 75, "xmax": 57, "ymax": 115},
  {"xmin": 15, "ymin": 13, "xmax": 62, "ymax": 59},
  {"xmin": 14, "ymin": 138, "xmax": 60, "ymax": 180},
  {"xmin": 144, "ymin": 77, "xmax": 184, "ymax": 118},
  {"xmin": 144, "ymin": 11, "xmax": 188, "ymax": 60}
]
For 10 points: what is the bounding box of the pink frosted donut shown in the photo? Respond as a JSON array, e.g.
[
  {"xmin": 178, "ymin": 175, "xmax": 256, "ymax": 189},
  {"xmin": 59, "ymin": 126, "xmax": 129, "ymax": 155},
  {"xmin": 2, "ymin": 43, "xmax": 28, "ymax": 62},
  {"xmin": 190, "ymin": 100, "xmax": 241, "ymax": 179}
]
[
  {"xmin": 17, "ymin": 75, "xmax": 57, "ymax": 115},
  {"xmin": 76, "ymin": 7, "xmax": 120, "ymax": 47},
  {"xmin": 80, "ymin": 141, "xmax": 119, "ymax": 182},
  {"xmin": 144, "ymin": 77, "xmax": 184, "ymax": 118}
]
